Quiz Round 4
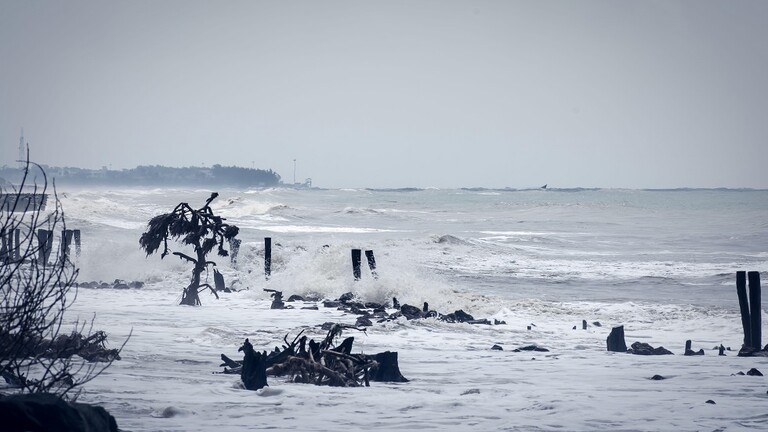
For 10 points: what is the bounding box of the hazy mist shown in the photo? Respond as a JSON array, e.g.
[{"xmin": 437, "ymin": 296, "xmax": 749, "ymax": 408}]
[{"xmin": 1, "ymin": 0, "xmax": 766, "ymax": 188}]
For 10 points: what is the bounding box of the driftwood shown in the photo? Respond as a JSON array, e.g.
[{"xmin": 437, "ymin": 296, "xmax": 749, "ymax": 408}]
[{"xmin": 219, "ymin": 324, "xmax": 408, "ymax": 389}]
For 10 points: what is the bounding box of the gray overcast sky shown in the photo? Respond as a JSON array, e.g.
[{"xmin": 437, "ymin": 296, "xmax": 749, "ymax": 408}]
[{"xmin": 1, "ymin": 0, "xmax": 766, "ymax": 189}]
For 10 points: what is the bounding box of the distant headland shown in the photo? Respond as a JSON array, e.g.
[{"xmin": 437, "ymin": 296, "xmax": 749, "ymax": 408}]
[{"xmin": 0, "ymin": 164, "xmax": 293, "ymax": 188}]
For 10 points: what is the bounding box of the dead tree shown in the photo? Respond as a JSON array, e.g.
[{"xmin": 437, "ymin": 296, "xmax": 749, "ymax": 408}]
[
  {"xmin": 139, "ymin": 193, "xmax": 239, "ymax": 306},
  {"xmin": 0, "ymin": 152, "xmax": 127, "ymax": 398}
]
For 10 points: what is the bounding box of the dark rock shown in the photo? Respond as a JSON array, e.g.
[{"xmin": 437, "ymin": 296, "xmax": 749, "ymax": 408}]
[
  {"xmin": 494, "ymin": 319, "xmax": 506, "ymax": 325},
  {"xmin": 300, "ymin": 305, "xmax": 319, "ymax": 310},
  {"xmin": 347, "ymin": 305, "xmax": 366, "ymax": 315},
  {"xmin": 719, "ymin": 345, "xmax": 726, "ymax": 356},
  {"xmin": 491, "ymin": 344, "xmax": 503, "ymax": 351},
  {"xmin": 513, "ymin": 345, "xmax": 549, "ymax": 352},
  {"xmin": 392, "ymin": 297, "xmax": 400, "ymax": 309},
  {"xmin": 364, "ymin": 302, "xmax": 383, "ymax": 310},
  {"xmin": 400, "ymin": 304, "xmax": 424, "ymax": 320},
  {"xmin": 467, "ymin": 319, "xmax": 492, "ymax": 325},
  {"xmin": 705, "ymin": 400, "xmax": 716, "ymax": 404},
  {"xmin": 0, "ymin": 393, "xmax": 118, "ymax": 432},
  {"xmin": 320, "ymin": 322, "xmax": 339, "ymax": 331},
  {"xmin": 747, "ymin": 368, "xmax": 763, "ymax": 376},
  {"xmin": 451, "ymin": 310, "xmax": 475, "ymax": 323},
  {"xmin": 322, "ymin": 300, "xmax": 341, "ymax": 308},
  {"xmin": 629, "ymin": 342, "xmax": 673, "ymax": 355},
  {"xmin": 129, "ymin": 281, "xmax": 144, "ymax": 289},
  {"xmin": 527, "ymin": 326, "xmax": 531, "ymax": 330},
  {"xmin": 582, "ymin": 320, "xmax": 587, "ymax": 330},
  {"xmin": 113, "ymin": 283, "xmax": 130, "ymax": 289},
  {"xmin": 338, "ymin": 292, "xmax": 354, "ymax": 304},
  {"xmin": 606, "ymin": 326, "xmax": 627, "ymax": 352},
  {"xmin": 572, "ymin": 326, "xmax": 577, "ymax": 330},
  {"xmin": 592, "ymin": 321, "xmax": 602, "ymax": 327},
  {"xmin": 650, "ymin": 375, "xmax": 666, "ymax": 380},
  {"xmin": 346, "ymin": 301, "xmax": 365, "ymax": 310},
  {"xmin": 736, "ymin": 371, "xmax": 746, "ymax": 376},
  {"xmin": 738, "ymin": 346, "xmax": 768, "ymax": 357},
  {"xmin": 423, "ymin": 302, "xmax": 429, "ymax": 313},
  {"xmin": 355, "ymin": 316, "xmax": 373, "ymax": 327},
  {"xmin": 287, "ymin": 294, "xmax": 305, "ymax": 302}
]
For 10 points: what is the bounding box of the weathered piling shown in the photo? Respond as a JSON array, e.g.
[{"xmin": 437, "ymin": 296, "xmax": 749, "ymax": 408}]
[
  {"xmin": 37, "ymin": 229, "xmax": 53, "ymax": 263},
  {"xmin": 748, "ymin": 271, "xmax": 761, "ymax": 350},
  {"xmin": 264, "ymin": 237, "xmax": 272, "ymax": 279},
  {"xmin": 0, "ymin": 231, "xmax": 6, "ymax": 260},
  {"xmin": 365, "ymin": 250, "xmax": 378, "ymax": 279},
  {"xmin": 12, "ymin": 228, "xmax": 20, "ymax": 261},
  {"xmin": 736, "ymin": 271, "xmax": 751, "ymax": 347},
  {"xmin": 351, "ymin": 249, "xmax": 362, "ymax": 281},
  {"xmin": 73, "ymin": 229, "xmax": 81, "ymax": 257},
  {"xmin": 684, "ymin": 340, "xmax": 704, "ymax": 356},
  {"xmin": 61, "ymin": 230, "xmax": 73, "ymax": 259}
]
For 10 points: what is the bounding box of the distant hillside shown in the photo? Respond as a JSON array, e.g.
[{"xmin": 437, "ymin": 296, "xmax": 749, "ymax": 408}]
[{"xmin": 0, "ymin": 164, "xmax": 282, "ymax": 188}]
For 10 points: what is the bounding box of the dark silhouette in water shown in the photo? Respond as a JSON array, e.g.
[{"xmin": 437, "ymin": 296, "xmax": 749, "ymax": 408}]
[{"xmin": 139, "ymin": 193, "xmax": 239, "ymax": 306}]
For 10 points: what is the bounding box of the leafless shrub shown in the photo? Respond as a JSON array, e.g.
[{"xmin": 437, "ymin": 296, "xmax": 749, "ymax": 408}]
[{"xmin": 0, "ymin": 151, "xmax": 128, "ymax": 399}]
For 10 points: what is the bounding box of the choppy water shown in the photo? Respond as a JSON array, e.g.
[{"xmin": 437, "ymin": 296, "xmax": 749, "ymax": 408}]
[
  {"xmin": 62, "ymin": 186, "xmax": 767, "ymax": 308},
  {"xmin": 46, "ymin": 186, "xmax": 768, "ymax": 431}
]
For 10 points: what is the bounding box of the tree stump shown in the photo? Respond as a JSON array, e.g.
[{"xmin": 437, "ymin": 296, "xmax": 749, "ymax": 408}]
[
  {"xmin": 369, "ymin": 351, "xmax": 409, "ymax": 382},
  {"xmin": 239, "ymin": 339, "xmax": 268, "ymax": 390},
  {"xmin": 607, "ymin": 326, "xmax": 627, "ymax": 352}
]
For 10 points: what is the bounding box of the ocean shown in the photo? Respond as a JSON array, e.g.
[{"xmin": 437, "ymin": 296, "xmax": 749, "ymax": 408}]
[{"xmin": 53, "ymin": 187, "xmax": 768, "ymax": 430}]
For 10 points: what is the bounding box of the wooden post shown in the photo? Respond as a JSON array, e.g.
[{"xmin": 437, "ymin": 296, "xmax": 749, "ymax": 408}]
[
  {"xmin": 582, "ymin": 319, "xmax": 587, "ymax": 330},
  {"xmin": 351, "ymin": 249, "xmax": 362, "ymax": 281},
  {"xmin": 12, "ymin": 229, "xmax": 20, "ymax": 261},
  {"xmin": 37, "ymin": 229, "xmax": 52, "ymax": 263},
  {"xmin": 364, "ymin": 250, "xmax": 378, "ymax": 279},
  {"xmin": 61, "ymin": 229, "xmax": 73, "ymax": 260},
  {"xmin": 736, "ymin": 271, "xmax": 751, "ymax": 347},
  {"xmin": 0, "ymin": 229, "xmax": 7, "ymax": 260},
  {"xmin": 264, "ymin": 237, "xmax": 272, "ymax": 280},
  {"xmin": 73, "ymin": 229, "xmax": 81, "ymax": 257},
  {"xmin": 748, "ymin": 271, "xmax": 761, "ymax": 350}
]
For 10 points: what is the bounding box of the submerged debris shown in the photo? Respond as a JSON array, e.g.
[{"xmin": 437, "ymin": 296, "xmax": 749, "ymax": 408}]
[{"xmin": 219, "ymin": 325, "xmax": 408, "ymax": 390}]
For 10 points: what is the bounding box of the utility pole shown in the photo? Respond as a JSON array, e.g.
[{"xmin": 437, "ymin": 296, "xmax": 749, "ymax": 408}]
[{"xmin": 18, "ymin": 128, "xmax": 24, "ymax": 167}]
